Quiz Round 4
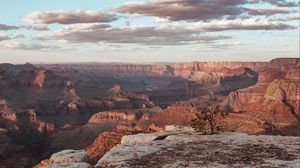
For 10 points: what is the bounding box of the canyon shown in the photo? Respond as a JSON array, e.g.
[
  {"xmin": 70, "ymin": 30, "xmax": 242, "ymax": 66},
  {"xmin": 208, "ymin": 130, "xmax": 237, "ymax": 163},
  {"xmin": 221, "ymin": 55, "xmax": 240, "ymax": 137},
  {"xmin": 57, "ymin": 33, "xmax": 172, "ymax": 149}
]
[{"xmin": 0, "ymin": 58, "xmax": 299, "ymax": 167}]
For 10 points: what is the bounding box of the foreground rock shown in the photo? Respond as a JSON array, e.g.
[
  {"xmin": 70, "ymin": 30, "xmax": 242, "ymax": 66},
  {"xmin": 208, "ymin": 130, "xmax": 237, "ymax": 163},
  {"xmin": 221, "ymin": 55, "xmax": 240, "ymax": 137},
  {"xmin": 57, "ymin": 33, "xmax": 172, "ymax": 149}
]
[
  {"xmin": 36, "ymin": 150, "xmax": 91, "ymax": 168},
  {"xmin": 49, "ymin": 150, "xmax": 89, "ymax": 164},
  {"xmin": 96, "ymin": 129, "xmax": 300, "ymax": 168},
  {"xmin": 43, "ymin": 163, "xmax": 91, "ymax": 168}
]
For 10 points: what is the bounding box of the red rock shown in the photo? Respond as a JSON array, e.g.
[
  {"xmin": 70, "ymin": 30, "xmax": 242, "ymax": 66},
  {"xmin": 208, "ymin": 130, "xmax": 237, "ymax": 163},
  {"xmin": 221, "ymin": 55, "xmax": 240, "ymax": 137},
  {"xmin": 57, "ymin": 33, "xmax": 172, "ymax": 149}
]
[
  {"xmin": 139, "ymin": 103, "xmax": 196, "ymax": 128},
  {"xmin": 85, "ymin": 132, "xmax": 123, "ymax": 164},
  {"xmin": 88, "ymin": 111, "xmax": 136, "ymax": 123},
  {"xmin": 1, "ymin": 58, "xmax": 300, "ymax": 167},
  {"xmin": 17, "ymin": 68, "xmax": 63, "ymax": 89},
  {"xmin": 32, "ymin": 159, "xmax": 51, "ymax": 168},
  {"xmin": 222, "ymin": 64, "xmax": 300, "ymax": 135}
]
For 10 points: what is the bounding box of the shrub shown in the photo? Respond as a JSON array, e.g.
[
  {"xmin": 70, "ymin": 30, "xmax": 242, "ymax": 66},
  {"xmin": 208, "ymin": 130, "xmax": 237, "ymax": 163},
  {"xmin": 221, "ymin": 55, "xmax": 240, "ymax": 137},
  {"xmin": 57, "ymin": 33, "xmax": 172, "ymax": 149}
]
[{"xmin": 190, "ymin": 106, "xmax": 228, "ymax": 135}]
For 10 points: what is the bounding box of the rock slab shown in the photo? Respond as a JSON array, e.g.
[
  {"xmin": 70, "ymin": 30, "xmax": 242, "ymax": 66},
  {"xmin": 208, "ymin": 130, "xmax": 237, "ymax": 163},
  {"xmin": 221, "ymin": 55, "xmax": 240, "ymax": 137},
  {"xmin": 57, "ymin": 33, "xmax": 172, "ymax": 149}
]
[{"xmin": 96, "ymin": 130, "xmax": 300, "ymax": 168}]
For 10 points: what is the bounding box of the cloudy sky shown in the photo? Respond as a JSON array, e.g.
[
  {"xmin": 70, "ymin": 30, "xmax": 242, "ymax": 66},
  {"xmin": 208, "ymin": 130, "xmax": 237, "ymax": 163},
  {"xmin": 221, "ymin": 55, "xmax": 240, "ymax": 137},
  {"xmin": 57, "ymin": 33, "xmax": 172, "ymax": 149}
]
[{"xmin": 0, "ymin": 0, "xmax": 299, "ymax": 63}]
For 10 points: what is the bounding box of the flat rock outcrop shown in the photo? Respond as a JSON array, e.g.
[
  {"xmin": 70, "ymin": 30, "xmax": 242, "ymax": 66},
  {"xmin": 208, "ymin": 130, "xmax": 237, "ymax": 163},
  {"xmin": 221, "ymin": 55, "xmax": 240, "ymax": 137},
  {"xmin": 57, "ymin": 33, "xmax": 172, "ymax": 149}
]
[{"xmin": 95, "ymin": 129, "xmax": 300, "ymax": 168}]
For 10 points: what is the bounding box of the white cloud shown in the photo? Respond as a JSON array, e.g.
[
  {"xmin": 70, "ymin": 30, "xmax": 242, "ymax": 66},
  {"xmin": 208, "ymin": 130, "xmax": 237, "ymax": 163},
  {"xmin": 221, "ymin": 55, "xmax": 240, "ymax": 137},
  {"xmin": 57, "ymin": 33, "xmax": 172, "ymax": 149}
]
[
  {"xmin": 1, "ymin": 42, "xmax": 61, "ymax": 51},
  {"xmin": 23, "ymin": 10, "xmax": 118, "ymax": 24},
  {"xmin": 186, "ymin": 18, "xmax": 296, "ymax": 31},
  {"xmin": 34, "ymin": 24, "xmax": 230, "ymax": 45},
  {"xmin": 0, "ymin": 34, "xmax": 24, "ymax": 41}
]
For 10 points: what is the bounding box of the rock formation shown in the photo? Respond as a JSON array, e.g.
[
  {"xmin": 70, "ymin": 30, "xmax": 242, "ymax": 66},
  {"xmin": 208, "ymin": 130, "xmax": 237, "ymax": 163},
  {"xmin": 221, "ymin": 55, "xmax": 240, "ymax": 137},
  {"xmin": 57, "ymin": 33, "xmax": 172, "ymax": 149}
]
[
  {"xmin": 137, "ymin": 103, "xmax": 196, "ymax": 129},
  {"xmin": 16, "ymin": 68, "xmax": 63, "ymax": 89},
  {"xmin": 35, "ymin": 126, "xmax": 300, "ymax": 168},
  {"xmin": 222, "ymin": 64, "xmax": 300, "ymax": 135},
  {"xmin": 88, "ymin": 111, "xmax": 136, "ymax": 123},
  {"xmin": 1, "ymin": 58, "xmax": 299, "ymax": 167},
  {"xmin": 34, "ymin": 150, "xmax": 91, "ymax": 168},
  {"xmin": 93, "ymin": 127, "xmax": 299, "ymax": 168},
  {"xmin": 85, "ymin": 132, "xmax": 123, "ymax": 164}
]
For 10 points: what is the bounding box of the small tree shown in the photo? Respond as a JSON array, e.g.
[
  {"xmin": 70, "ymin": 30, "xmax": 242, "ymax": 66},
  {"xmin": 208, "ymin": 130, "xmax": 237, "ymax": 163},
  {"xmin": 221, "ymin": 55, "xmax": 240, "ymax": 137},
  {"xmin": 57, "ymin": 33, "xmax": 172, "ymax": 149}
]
[{"xmin": 190, "ymin": 106, "xmax": 228, "ymax": 135}]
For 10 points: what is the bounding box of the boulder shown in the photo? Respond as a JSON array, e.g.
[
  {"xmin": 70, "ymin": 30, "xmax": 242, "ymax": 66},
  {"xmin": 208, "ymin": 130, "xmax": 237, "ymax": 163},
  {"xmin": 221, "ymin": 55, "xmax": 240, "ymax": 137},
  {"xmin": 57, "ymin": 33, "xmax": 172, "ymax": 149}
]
[{"xmin": 49, "ymin": 150, "xmax": 89, "ymax": 164}]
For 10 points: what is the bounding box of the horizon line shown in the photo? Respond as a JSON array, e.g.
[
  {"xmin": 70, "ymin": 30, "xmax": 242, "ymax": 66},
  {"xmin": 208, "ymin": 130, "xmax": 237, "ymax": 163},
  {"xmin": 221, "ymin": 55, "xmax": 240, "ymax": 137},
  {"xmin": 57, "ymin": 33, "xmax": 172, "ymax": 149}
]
[{"xmin": 1, "ymin": 57, "xmax": 299, "ymax": 65}]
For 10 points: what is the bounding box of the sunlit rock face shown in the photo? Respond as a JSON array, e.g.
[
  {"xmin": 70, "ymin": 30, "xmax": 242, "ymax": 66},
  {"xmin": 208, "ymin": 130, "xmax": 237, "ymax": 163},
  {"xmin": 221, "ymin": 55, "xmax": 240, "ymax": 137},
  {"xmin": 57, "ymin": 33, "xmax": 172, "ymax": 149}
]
[
  {"xmin": 85, "ymin": 132, "xmax": 123, "ymax": 164},
  {"xmin": 264, "ymin": 67, "xmax": 300, "ymax": 115},
  {"xmin": 222, "ymin": 59, "xmax": 300, "ymax": 135}
]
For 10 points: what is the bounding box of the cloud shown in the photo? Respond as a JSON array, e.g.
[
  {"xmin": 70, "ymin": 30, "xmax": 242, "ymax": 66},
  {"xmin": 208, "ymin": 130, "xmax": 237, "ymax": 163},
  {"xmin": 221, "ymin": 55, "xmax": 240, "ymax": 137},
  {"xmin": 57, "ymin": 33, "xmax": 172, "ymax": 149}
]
[
  {"xmin": 23, "ymin": 25, "xmax": 49, "ymax": 31},
  {"xmin": 208, "ymin": 41, "xmax": 246, "ymax": 49},
  {"xmin": 0, "ymin": 24, "xmax": 19, "ymax": 31},
  {"xmin": 1, "ymin": 42, "xmax": 61, "ymax": 51},
  {"xmin": 23, "ymin": 10, "xmax": 118, "ymax": 24},
  {"xmin": 0, "ymin": 34, "xmax": 24, "ymax": 41},
  {"xmin": 188, "ymin": 19, "xmax": 296, "ymax": 31},
  {"xmin": 251, "ymin": 0, "xmax": 299, "ymax": 7},
  {"xmin": 270, "ymin": 14, "xmax": 300, "ymax": 21},
  {"xmin": 35, "ymin": 24, "xmax": 230, "ymax": 45},
  {"xmin": 0, "ymin": 24, "xmax": 49, "ymax": 31},
  {"xmin": 116, "ymin": 0, "xmax": 298, "ymax": 21},
  {"xmin": 116, "ymin": 0, "xmax": 246, "ymax": 21},
  {"xmin": 245, "ymin": 8, "xmax": 292, "ymax": 16},
  {"xmin": 34, "ymin": 17, "xmax": 295, "ymax": 45}
]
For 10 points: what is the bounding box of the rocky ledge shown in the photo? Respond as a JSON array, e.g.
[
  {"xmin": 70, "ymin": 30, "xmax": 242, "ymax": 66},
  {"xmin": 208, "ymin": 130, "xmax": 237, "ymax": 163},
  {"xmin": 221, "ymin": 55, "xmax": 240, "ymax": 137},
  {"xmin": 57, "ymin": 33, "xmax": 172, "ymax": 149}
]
[
  {"xmin": 37, "ymin": 126, "xmax": 300, "ymax": 168},
  {"xmin": 96, "ymin": 127, "xmax": 300, "ymax": 168}
]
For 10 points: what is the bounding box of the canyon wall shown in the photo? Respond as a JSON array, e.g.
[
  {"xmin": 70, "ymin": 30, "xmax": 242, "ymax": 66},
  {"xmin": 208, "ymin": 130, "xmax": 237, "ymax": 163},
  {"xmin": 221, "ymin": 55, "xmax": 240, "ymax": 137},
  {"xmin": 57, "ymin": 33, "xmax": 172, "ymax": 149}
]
[
  {"xmin": 1, "ymin": 58, "xmax": 299, "ymax": 167},
  {"xmin": 222, "ymin": 60, "xmax": 300, "ymax": 135},
  {"xmin": 42, "ymin": 59, "xmax": 300, "ymax": 82}
]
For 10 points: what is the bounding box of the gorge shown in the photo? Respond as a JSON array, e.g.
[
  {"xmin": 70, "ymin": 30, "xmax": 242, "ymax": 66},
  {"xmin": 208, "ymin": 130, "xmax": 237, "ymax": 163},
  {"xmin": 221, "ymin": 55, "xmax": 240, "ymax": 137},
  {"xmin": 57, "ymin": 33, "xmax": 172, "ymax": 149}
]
[{"xmin": 0, "ymin": 58, "xmax": 299, "ymax": 167}]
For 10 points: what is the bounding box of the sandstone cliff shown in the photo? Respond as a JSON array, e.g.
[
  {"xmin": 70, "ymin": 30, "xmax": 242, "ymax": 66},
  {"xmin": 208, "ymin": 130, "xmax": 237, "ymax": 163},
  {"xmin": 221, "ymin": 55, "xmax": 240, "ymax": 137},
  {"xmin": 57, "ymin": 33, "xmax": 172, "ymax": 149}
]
[
  {"xmin": 41, "ymin": 61, "xmax": 268, "ymax": 81},
  {"xmin": 222, "ymin": 65, "xmax": 300, "ymax": 135},
  {"xmin": 1, "ymin": 58, "xmax": 299, "ymax": 167}
]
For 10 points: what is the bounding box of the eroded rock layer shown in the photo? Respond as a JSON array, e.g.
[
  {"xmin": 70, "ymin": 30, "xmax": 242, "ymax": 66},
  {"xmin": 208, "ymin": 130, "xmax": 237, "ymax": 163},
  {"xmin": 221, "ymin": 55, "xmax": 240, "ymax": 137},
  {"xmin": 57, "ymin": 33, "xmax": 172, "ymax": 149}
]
[
  {"xmin": 222, "ymin": 65, "xmax": 300, "ymax": 135},
  {"xmin": 1, "ymin": 58, "xmax": 299, "ymax": 167}
]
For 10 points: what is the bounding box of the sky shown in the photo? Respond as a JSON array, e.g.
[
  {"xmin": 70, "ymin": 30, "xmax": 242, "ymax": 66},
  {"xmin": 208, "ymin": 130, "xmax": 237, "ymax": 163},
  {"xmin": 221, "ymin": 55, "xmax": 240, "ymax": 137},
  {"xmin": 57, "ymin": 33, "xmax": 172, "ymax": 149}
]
[{"xmin": 0, "ymin": 0, "xmax": 299, "ymax": 63}]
